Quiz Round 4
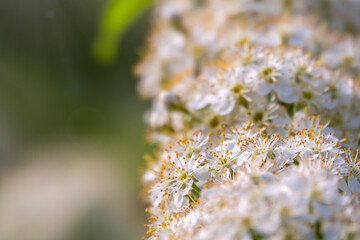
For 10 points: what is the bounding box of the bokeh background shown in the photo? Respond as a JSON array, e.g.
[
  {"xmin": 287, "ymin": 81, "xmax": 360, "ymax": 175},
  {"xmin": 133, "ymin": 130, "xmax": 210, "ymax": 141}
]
[{"xmin": 0, "ymin": 0, "xmax": 151, "ymax": 239}]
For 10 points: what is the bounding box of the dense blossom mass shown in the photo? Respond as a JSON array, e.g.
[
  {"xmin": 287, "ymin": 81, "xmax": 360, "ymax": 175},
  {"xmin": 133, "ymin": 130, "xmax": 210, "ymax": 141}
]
[{"xmin": 136, "ymin": 0, "xmax": 360, "ymax": 239}]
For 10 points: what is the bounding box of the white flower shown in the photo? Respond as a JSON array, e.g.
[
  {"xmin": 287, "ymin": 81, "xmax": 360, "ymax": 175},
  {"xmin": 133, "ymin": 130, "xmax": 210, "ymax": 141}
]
[
  {"xmin": 251, "ymin": 53, "xmax": 296, "ymax": 102},
  {"xmin": 205, "ymin": 139, "xmax": 242, "ymax": 181},
  {"xmin": 172, "ymin": 131, "xmax": 209, "ymax": 158},
  {"xmin": 224, "ymin": 121, "xmax": 259, "ymax": 142},
  {"xmin": 340, "ymin": 150, "xmax": 360, "ymax": 195}
]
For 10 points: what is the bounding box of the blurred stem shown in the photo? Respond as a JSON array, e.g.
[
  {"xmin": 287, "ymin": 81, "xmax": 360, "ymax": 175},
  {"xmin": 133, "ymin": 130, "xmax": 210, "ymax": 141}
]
[{"xmin": 92, "ymin": 0, "xmax": 153, "ymax": 64}]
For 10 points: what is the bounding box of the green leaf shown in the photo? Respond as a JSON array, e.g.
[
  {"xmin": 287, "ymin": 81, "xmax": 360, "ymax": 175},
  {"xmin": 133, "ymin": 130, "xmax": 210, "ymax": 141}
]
[{"xmin": 92, "ymin": 0, "xmax": 153, "ymax": 64}]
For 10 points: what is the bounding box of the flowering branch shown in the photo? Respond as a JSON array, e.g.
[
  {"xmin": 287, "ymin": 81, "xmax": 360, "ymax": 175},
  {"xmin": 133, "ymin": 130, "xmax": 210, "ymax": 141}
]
[{"xmin": 136, "ymin": 1, "xmax": 360, "ymax": 239}]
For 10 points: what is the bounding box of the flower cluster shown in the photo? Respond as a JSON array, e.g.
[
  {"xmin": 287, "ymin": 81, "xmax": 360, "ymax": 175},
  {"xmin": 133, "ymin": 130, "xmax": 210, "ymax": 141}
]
[
  {"xmin": 142, "ymin": 121, "xmax": 360, "ymax": 239},
  {"xmin": 167, "ymin": 167, "xmax": 360, "ymax": 240},
  {"xmin": 145, "ymin": 45, "xmax": 360, "ymax": 145},
  {"xmin": 136, "ymin": 0, "xmax": 360, "ymax": 99},
  {"xmin": 137, "ymin": 0, "xmax": 360, "ymax": 239}
]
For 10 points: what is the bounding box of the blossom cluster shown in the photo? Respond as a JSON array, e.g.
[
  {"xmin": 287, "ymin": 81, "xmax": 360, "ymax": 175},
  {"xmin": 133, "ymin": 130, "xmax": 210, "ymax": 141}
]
[
  {"xmin": 136, "ymin": 0, "xmax": 360, "ymax": 99},
  {"xmin": 137, "ymin": 0, "xmax": 360, "ymax": 239}
]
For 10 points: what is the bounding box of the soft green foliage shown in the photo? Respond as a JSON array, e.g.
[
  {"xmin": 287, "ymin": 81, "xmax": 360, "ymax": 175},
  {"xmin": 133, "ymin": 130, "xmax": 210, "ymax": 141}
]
[{"xmin": 93, "ymin": 0, "xmax": 153, "ymax": 64}]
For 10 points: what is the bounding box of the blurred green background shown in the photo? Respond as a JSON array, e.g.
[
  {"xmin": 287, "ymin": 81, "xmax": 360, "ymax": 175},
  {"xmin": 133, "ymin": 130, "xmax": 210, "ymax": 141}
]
[{"xmin": 0, "ymin": 0, "xmax": 151, "ymax": 239}]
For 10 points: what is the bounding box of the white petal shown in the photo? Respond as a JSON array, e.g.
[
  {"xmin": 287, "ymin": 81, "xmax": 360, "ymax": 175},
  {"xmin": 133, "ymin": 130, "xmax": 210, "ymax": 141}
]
[
  {"xmin": 174, "ymin": 190, "xmax": 184, "ymax": 209},
  {"xmin": 256, "ymin": 81, "xmax": 272, "ymax": 95},
  {"xmin": 274, "ymin": 78, "xmax": 293, "ymax": 97},
  {"xmin": 277, "ymin": 92, "xmax": 299, "ymax": 103},
  {"xmin": 348, "ymin": 176, "xmax": 360, "ymax": 193},
  {"xmin": 188, "ymin": 93, "xmax": 211, "ymax": 110},
  {"xmin": 211, "ymin": 97, "xmax": 236, "ymax": 115}
]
